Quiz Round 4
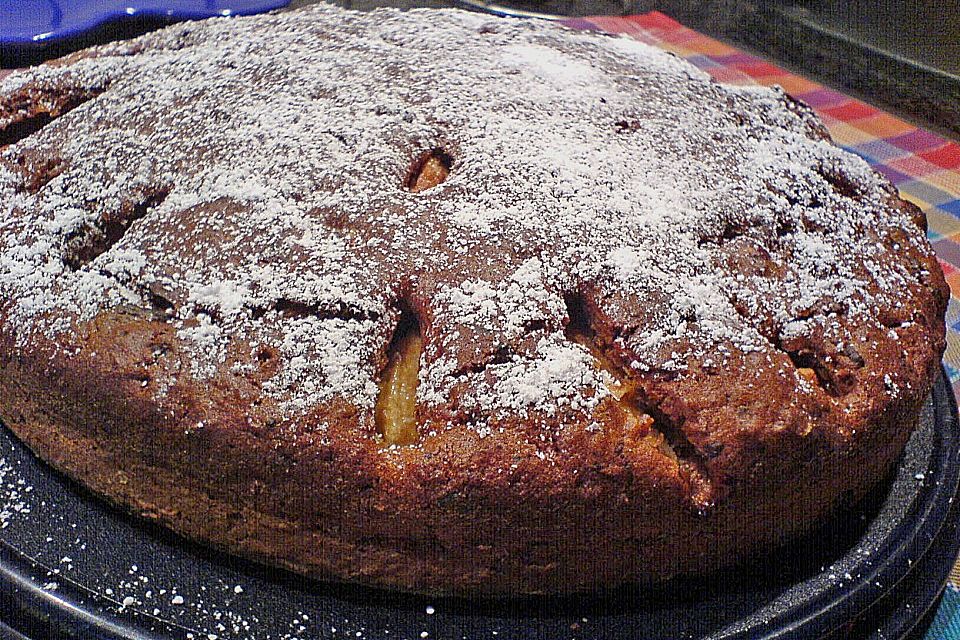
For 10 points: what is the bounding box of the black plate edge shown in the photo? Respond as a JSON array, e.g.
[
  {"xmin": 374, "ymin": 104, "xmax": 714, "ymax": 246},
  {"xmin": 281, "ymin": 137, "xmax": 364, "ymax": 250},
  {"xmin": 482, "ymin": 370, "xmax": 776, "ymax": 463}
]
[
  {"xmin": 0, "ymin": 553, "xmax": 172, "ymax": 640},
  {"xmin": 872, "ymin": 486, "xmax": 960, "ymax": 640},
  {"xmin": 743, "ymin": 369, "xmax": 960, "ymax": 640},
  {"xmin": 0, "ymin": 617, "xmax": 30, "ymax": 640}
]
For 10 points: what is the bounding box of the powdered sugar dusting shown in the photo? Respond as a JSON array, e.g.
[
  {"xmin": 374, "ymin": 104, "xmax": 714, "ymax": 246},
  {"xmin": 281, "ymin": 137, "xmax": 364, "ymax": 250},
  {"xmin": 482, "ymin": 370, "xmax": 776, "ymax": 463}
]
[
  {"xmin": 0, "ymin": 3, "xmax": 936, "ymax": 431},
  {"xmin": 483, "ymin": 339, "xmax": 607, "ymax": 416}
]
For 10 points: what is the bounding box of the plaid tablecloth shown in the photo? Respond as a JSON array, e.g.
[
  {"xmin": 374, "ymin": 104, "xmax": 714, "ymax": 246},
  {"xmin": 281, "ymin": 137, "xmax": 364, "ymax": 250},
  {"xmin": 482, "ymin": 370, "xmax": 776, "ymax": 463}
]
[{"xmin": 562, "ymin": 11, "xmax": 960, "ymax": 638}]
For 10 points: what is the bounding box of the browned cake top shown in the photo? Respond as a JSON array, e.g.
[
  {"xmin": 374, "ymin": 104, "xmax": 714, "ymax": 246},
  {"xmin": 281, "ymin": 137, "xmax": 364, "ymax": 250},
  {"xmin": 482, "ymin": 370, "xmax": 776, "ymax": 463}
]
[{"xmin": 0, "ymin": 4, "xmax": 941, "ymax": 459}]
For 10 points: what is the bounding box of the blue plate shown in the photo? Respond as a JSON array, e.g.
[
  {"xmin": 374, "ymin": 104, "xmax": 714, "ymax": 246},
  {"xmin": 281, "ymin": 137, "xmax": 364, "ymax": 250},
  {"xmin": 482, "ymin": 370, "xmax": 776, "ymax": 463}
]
[{"xmin": 0, "ymin": 0, "xmax": 291, "ymax": 45}]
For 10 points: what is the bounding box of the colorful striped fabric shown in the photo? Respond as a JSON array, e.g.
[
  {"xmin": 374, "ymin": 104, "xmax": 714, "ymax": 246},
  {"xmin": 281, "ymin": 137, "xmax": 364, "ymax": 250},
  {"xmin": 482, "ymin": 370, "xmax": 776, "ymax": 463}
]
[{"xmin": 562, "ymin": 11, "xmax": 960, "ymax": 638}]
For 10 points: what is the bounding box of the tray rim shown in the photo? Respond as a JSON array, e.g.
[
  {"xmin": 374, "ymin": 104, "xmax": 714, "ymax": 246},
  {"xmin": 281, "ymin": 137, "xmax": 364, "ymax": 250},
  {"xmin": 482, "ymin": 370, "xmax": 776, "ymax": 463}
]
[{"xmin": 731, "ymin": 368, "xmax": 960, "ymax": 640}]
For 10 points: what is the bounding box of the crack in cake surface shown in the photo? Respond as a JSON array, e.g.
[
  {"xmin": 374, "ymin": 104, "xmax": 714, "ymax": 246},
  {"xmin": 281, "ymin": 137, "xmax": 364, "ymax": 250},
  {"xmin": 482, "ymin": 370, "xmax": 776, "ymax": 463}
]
[
  {"xmin": 0, "ymin": 82, "xmax": 109, "ymax": 148},
  {"xmin": 375, "ymin": 307, "xmax": 423, "ymax": 445},
  {"xmin": 563, "ymin": 293, "xmax": 714, "ymax": 509},
  {"xmin": 407, "ymin": 149, "xmax": 452, "ymax": 193},
  {"xmin": 64, "ymin": 187, "xmax": 170, "ymax": 270}
]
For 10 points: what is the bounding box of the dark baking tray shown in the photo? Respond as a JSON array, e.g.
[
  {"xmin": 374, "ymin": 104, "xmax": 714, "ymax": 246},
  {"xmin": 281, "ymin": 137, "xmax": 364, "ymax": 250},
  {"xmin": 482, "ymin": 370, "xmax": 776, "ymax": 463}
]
[{"xmin": 0, "ymin": 369, "xmax": 957, "ymax": 640}]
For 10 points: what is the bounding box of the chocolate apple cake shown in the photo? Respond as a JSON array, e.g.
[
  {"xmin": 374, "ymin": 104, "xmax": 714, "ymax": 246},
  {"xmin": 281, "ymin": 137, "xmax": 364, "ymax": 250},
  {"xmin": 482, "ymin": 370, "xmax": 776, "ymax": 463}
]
[{"xmin": 0, "ymin": 4, "xmax": 948, "ymax": 594}]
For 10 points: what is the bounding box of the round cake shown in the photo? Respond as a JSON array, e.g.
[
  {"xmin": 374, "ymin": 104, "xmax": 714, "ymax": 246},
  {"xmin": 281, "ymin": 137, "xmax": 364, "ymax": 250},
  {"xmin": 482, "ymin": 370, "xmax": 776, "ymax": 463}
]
[{"xmin": 0, "ymin": 3, "xmax": 948, "ymax": 595}]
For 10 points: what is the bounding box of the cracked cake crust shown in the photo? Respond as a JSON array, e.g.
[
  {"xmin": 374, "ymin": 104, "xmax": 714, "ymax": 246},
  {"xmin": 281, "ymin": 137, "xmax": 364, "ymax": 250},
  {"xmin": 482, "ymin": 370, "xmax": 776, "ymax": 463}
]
[{"xmin": 0, "ymin": 4, "xmax": 949, "ymax": 593}]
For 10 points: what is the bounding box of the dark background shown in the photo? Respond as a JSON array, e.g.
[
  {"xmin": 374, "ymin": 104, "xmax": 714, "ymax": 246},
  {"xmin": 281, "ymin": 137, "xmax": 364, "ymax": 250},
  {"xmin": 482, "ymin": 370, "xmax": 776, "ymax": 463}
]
[{"xmin": 325, "ymin": 0, "xmax": 960, "ymax": 80}]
